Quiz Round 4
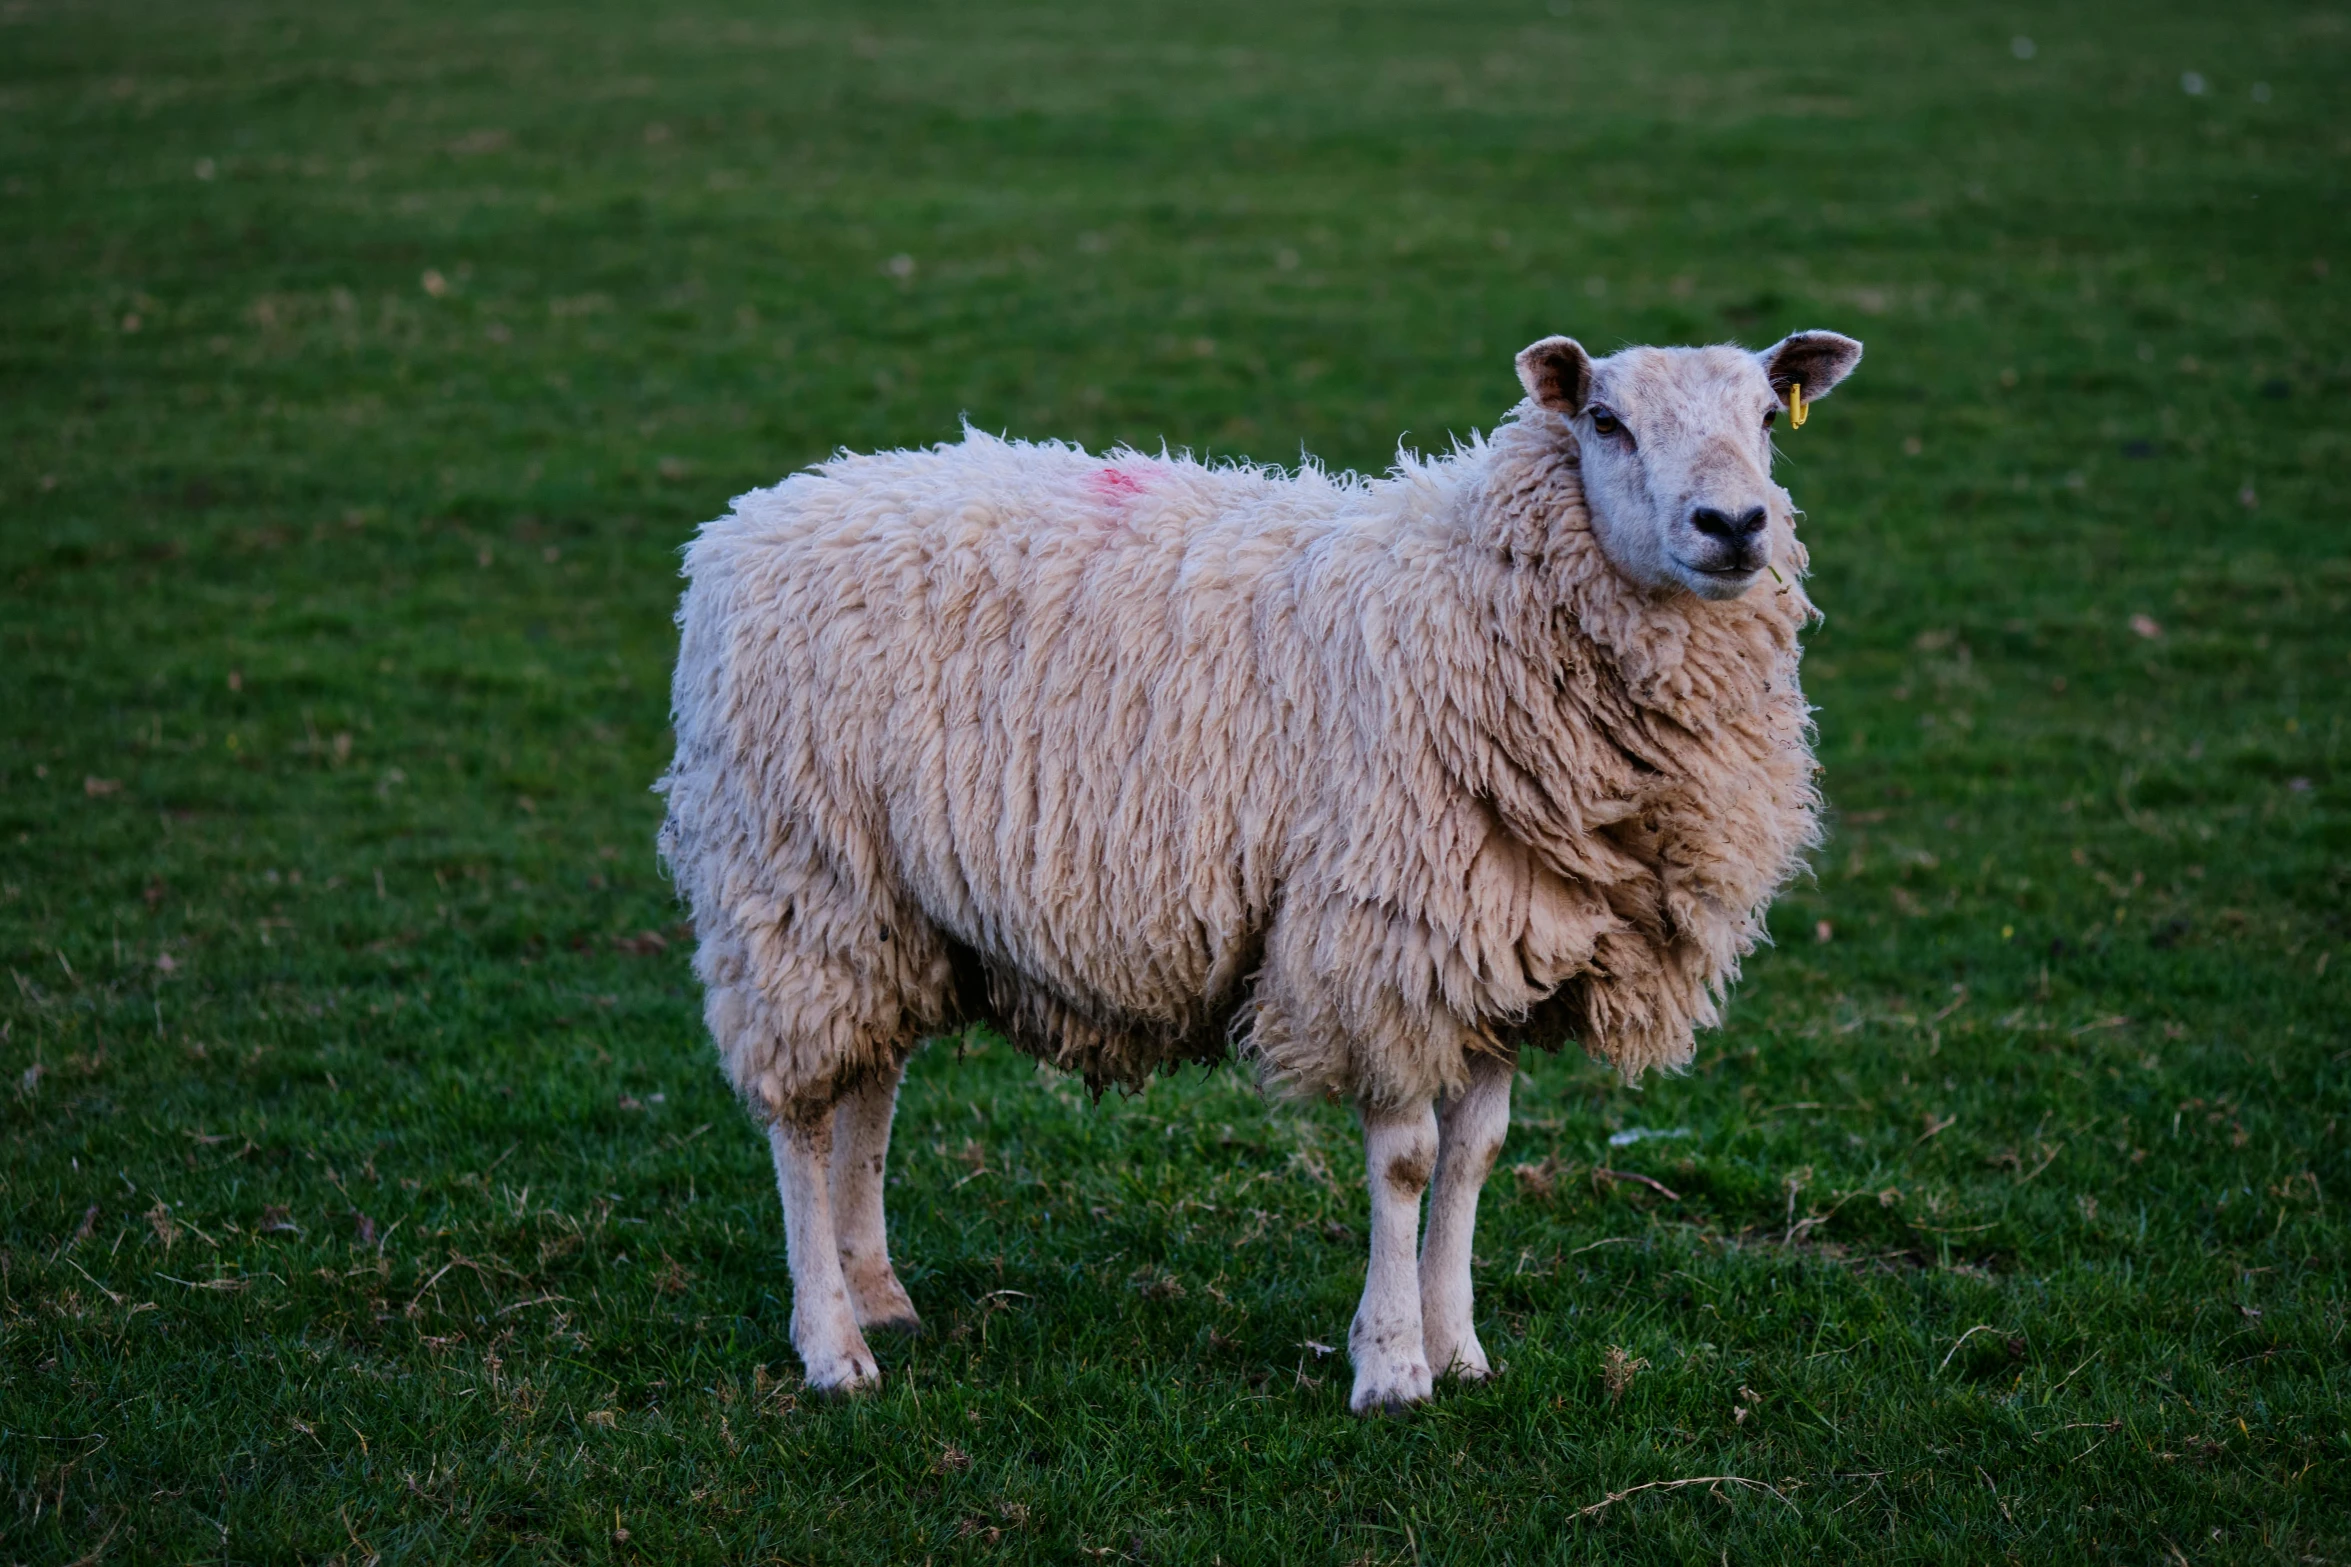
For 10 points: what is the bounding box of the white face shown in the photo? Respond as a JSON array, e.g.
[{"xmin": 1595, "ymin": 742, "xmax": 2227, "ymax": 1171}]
[
  {"xmin": 1576, "ymin": 346, "xmax": 1789, "ymax": 601},
  {"xmin": 1516, "ymin": 332, "xmax": 1863, "ymax": 602}
]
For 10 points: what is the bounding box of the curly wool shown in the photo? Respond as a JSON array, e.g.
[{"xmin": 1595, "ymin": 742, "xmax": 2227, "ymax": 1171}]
[{"xmin": 658, "ymin": 407, "xmax": 1820, "ymax": 1120}]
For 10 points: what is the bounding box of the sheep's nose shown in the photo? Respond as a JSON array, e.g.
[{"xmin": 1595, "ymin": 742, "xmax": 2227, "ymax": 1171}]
[{"xmin": 1691, "ymin": 505, "xmax": 1768, "ymax": 540}]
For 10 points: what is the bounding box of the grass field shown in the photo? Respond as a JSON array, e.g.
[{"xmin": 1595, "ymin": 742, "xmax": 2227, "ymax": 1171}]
[{"xmin": 4, "ymin": 0, "xmax": 2348, "ymax": 1560}]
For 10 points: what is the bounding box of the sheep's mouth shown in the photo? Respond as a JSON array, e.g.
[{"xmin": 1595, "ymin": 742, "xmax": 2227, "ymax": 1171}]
[
  {"xmin": 1675, "ymin": 557, "xmax": 1765, "ymax": 599},
  {"xmin": 1676, "ymin": 557, "xmax": 1763, "ymax": 582}
]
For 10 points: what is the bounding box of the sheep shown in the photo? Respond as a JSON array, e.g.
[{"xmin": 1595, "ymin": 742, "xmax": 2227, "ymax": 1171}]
[{"xmin": 657, "ymin": 329, "xmax": 1863, "ymax": 1412}]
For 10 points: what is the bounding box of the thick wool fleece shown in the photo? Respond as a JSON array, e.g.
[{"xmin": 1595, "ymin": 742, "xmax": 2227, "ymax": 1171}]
[{"xmin": 658, "ymin": 409, "xmax": 1820, "ymax": 1121}]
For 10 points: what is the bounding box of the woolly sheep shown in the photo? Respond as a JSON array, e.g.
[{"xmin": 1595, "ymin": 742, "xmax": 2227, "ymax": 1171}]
[{"xmin": 658, "ymin": 329, "xmax": 1864, "ymax": 1411}]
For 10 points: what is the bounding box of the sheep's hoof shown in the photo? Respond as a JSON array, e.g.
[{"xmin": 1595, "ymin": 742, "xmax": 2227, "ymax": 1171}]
[
  {"xmin": 845, "ymin": 1270, "xmax": 920, "ymax": 1334},
  {"xmin": 1429, "ymin": 1338, "xmax": 1493, "ymax": 1383},
  {"xmin": 1348, "ymin": 1363, "xmax": 1435, "ymax": 1416},
  {"xmin": 798, "ymin": 1350, "xmax": 882, "ymax": 1399},
  {"xmin": 803, "ymin": 1370, "xmax": 880, "ymax": 1400}
]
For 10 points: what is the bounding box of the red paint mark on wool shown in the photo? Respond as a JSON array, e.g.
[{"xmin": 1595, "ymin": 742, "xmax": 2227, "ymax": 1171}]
[
  {"xmin": 1091, "ymin": 465, "xmax": 1147, "ymax": 501},
  {"xmin": 1082, "ymin": 465, "xmax": 1154, "ymax": 545}
]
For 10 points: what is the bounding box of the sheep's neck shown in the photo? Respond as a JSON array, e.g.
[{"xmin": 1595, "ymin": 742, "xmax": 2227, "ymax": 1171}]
[{"xmin": 1434, "ymin": 417, "xmax": 1815, "ymax": 870}]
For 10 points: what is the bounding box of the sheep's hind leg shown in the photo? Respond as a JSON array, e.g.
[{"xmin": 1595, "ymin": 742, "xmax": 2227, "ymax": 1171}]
[
  {"xmin": 830, "ymin": 1056, "xmax": 919, "ymax": 1335},
  {"xmin": 1420, "ymin": 1051, "xmax": 1513, "ymax": 1382},
  {"xmin": 1348, "ymin": 1101, "xmax": 1439, "ymax": 1414},
  {"xmin": 770, "ymin": 1110, "xmax": 881, "ymax": 1395}
]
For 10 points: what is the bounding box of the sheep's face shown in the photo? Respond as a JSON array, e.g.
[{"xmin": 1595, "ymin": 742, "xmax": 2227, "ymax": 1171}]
[{"xmin": 1516, "ymin": 332, "xmax": 1863, "ymax": 601}]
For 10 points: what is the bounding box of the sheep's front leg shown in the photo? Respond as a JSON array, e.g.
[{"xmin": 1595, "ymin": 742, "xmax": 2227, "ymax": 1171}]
[
  {"xmin": 1420, "ymin": 1051, "xmax": 1513, "ymax": 1380},
  {"xmin": 829, "ymin": 1057, "xmax": 919, "ymax": 1335},
  {"xmin": 1349, "ymin": 1101, "xmax": 1439, "ymax": 1414},
  {"xmin": 770, "ymin": 1111, "xmax": 881, "ymax": 1395}
]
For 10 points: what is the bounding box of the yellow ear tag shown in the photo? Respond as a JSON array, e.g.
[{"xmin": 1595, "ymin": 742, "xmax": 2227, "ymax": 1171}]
[{"xmin": 1787, "ymin": 382, "xmax": 1808, "ymax": 429}]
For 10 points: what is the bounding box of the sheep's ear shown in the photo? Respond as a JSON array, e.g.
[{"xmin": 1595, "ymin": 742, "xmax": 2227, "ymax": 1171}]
[
  {"xmin": 1516, "ymin": 336, "xmax": 1592, "ymax": 415},
  {"xmin": 1758, "ymin": 330, "xmax": 1864, "ymax": 401}
]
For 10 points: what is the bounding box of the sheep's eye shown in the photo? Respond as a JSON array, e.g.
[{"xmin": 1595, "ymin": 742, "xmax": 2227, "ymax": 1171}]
[
  {"xmin": 1590, "ymin": 410, "xmax": 1622, "ymax": 437},
  {"xmin": 1762, "ymin": 406, "xmax": 1779, "ymax": 428}
]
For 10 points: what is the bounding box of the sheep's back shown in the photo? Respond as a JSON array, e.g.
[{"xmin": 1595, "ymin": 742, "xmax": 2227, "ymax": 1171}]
[{"xmin": 678, "ymin": 435, "xmax": 1343, "ymax": 1084}]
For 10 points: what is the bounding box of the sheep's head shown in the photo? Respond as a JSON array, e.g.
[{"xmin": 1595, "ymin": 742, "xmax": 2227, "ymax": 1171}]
[{"xmin": 1515, "ymin": 331, "xmax": 1863, "ymax": 601}]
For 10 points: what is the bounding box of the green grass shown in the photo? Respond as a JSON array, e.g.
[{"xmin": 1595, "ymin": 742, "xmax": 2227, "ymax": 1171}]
[{"xmin": 3, "ymin": 0, "xmax": 2347, "ymax": 1559}]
